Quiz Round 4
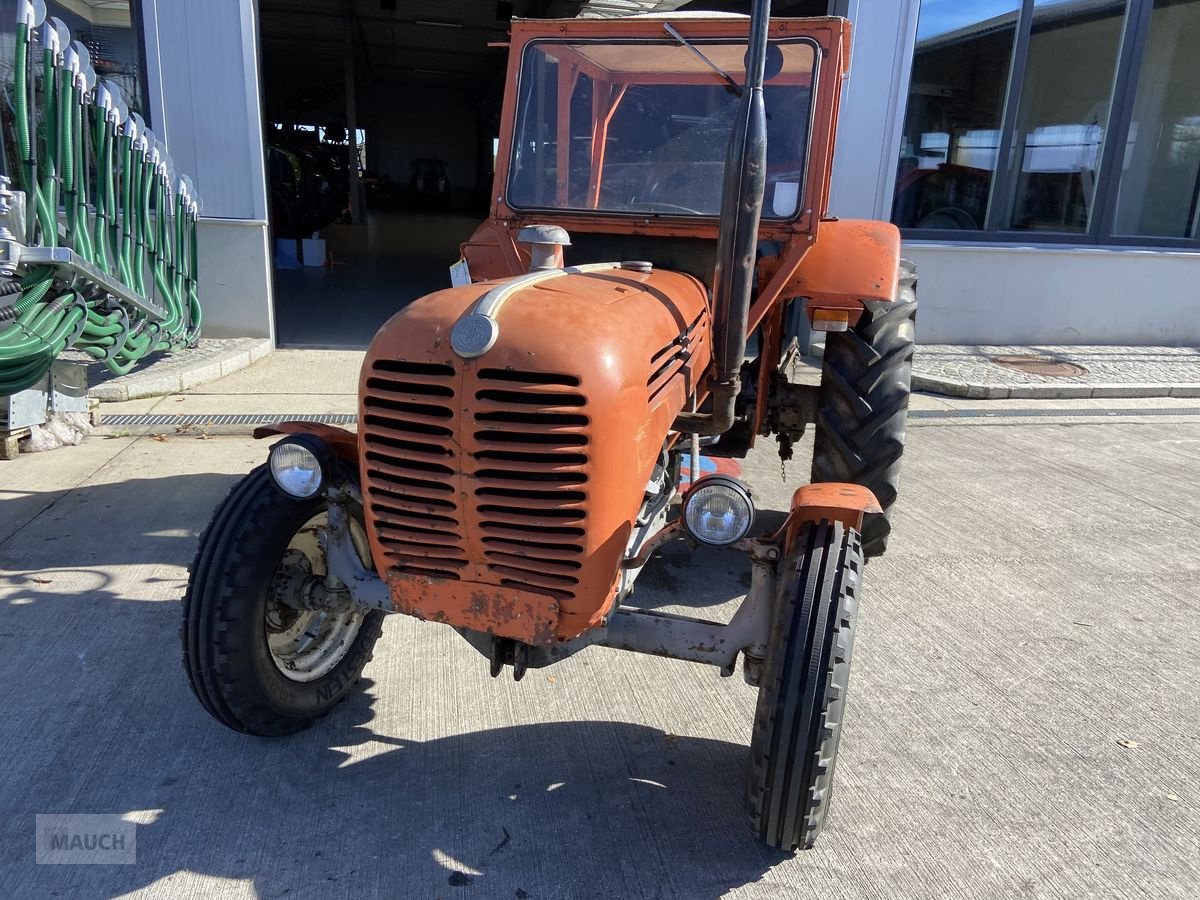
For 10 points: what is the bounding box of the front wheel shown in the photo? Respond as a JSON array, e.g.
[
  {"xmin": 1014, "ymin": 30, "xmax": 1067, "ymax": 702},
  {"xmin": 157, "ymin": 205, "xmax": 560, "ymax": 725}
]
[
  {"xmin": 182, "ymin": 466, "xmax": 384, "ymax": 736},
  {"xmin": 746, "ymin": 521, "xmax": 863, "ymax": 850}
]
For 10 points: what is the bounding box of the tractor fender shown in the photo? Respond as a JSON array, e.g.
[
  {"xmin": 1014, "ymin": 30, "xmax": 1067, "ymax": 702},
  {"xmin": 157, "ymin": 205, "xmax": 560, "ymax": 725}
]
[
  {"xmin": 788, "ymin": 483, "xmax": 881, "ymax": 532},
  {"xmin": 788, "ymin": 219, "xmax": 902, "ymax": 326},
  {"xmin": 252, "ymin": 421, "xmax": 359, "ymax": 467}
]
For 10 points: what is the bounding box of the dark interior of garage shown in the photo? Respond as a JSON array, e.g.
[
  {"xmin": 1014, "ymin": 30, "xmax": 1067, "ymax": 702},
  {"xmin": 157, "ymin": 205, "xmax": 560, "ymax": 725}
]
[{"xmin": 260, "ymin": 0, "xmax": 828, "ymax": 348}]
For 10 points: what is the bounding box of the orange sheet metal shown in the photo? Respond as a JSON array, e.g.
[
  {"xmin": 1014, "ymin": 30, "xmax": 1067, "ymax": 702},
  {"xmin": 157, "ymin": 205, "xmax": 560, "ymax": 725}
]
[
  {"xmin": 747, "ymin": 219, "xmax": 900, "ymax": 337},
  {"xmin": 784, "ymin": 219, "xmax": 901, "ymax": 313},
  {"xmin": 789, "ymin": 483, "xmax": 881, "ymax": 532},
  {"xmin": 359, "ymin": 268, "xmax": 712, "ymax": 645},
  {"xmin": 253, "ymin": 421, "xmax": 359, "ymax": 465}
]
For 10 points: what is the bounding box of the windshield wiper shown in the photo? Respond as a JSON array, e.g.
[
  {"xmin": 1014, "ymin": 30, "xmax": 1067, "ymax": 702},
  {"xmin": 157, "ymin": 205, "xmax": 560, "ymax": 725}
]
[{"xmin": 663, "ymin": 23, "xmax": 742, "ymax": 96}]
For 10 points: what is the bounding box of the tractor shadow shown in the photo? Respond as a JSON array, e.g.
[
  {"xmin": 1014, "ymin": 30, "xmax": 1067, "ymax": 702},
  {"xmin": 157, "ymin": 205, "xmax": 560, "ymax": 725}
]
[
  {"xmin": 4, "ymin": 651, "xmax": 794, "ymax": 898},
  {"xmin": 1, "ymin": 468, "xmax": 800, "ymax": 897}
]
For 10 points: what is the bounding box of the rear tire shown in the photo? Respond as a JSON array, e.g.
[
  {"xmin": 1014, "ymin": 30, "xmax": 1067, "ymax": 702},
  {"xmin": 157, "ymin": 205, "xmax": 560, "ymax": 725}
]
[
  {"xmin": 747, "ymin": 521, "xmax": 863, "ymax": 851},
  {"xmin": 812, "ymin": 261, "xmax": 917, "ymax": 557},
  {"xmin": 182, "ymin": 466, "xmax": 384, "ymax": 736}
]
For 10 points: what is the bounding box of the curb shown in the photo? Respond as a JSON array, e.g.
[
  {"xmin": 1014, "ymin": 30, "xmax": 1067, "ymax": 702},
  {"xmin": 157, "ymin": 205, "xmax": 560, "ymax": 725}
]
[
  {"xmin": 913, "ymin": 374, "xmax": 1200, "ymax": 400},
  {"xmin": 88, "ymin": 339, "xmax": 274, "ymax": 402}
]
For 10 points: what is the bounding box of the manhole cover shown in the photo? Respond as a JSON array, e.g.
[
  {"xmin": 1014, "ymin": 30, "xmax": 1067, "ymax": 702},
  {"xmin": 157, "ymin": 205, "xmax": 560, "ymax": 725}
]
[{"xmin": 990, "ymin": 355, "xmax": 1088, "ymax": 377}]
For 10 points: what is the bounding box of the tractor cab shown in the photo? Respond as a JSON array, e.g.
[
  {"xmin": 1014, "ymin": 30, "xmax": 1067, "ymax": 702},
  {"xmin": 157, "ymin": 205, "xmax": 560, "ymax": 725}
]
[{"xmin": 462, "ymin": 14, "xmax": 851, "ymax": 294}]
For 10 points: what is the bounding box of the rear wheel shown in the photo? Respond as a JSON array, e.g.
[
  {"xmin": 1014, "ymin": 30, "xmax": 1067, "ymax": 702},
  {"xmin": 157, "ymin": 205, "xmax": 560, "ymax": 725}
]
[
  {"xmin": 812, "ymin": 261, "xmax": 917, "ymax": 557},
  {"xmin": 747, "ymin": 521, "xmax": 863, "ymax": 850},
  {"xmin": 182, "ymin": 466, "xmax": 384, "ymax": 736}
]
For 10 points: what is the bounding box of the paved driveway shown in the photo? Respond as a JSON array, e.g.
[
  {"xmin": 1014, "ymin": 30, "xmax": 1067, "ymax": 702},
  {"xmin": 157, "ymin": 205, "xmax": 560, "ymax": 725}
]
[{"xmin": 1, "ymin": 404, "xmax": 1197, "ymax": 898}]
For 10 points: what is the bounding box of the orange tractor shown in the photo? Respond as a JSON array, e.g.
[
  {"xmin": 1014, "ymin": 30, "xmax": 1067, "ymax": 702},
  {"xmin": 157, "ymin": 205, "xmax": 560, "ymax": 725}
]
[{"xmin": 183, "ymin": 2, "xmax": 916, "ymax": 851}]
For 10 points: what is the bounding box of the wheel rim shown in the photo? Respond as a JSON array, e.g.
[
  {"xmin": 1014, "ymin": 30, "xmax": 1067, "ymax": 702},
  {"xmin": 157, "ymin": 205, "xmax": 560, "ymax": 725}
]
[{"xmin": 265, "ymin": 511, "xmax": 366, "ymax": 683}]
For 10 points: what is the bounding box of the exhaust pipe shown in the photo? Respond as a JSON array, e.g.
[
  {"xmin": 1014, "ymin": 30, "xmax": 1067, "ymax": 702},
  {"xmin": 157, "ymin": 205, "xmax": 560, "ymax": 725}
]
[{"xmin": 675, "ymin": 0, "xmax": 771, "ymax": 437}]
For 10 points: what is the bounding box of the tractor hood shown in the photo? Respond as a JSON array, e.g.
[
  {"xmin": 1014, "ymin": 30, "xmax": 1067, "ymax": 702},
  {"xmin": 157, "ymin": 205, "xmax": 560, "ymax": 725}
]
[{"xmin": 358, "ymin": 266, "xmax": 712, "ymax": 643}]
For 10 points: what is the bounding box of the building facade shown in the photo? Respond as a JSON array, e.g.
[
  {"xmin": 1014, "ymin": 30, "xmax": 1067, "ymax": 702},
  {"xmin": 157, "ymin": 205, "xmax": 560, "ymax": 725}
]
[
  {"xmin": 835, "ymin": 0, "xmax": 1199, "ymax": 344},
  {"xmin": 10, "ymin": 0, "xmax": 1194, "ymax": 345}
]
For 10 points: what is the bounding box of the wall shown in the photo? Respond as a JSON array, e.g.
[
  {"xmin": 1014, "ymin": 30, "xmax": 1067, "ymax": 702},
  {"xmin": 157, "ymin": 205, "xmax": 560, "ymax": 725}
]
[
  {"xmin": 194, "ymin": 219, "xmax": 276, "ymax": 339},
  {"xmin": 141, "ymin": 0, "xmax": 274, "ymax": 340},
  {"xmin": 903, "ymin": 243, "xmax": 1200, "ymax": 345},
  {"xmin": 828, "ymin": 0, "xmax": 920, "ymax": 220}
]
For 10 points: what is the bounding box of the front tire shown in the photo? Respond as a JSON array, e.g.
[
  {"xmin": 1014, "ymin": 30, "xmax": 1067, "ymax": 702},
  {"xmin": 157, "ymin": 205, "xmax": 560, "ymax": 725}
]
[
  {"xmin": 182, "ymin": 466, "xmax": 384, "ymax": 736},
  {"xmin": 747, "ymin": 521, "xmax": 863, "ymax": 850},
  {"xmin": 812, "ymin": 260, "xmax": 917, "ymax": 557}
]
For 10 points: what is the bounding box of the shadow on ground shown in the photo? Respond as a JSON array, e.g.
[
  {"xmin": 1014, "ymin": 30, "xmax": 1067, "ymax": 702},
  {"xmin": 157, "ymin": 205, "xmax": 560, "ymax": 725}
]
[
  {"xmin": 0, "ymin": 471, "xmax": 793, "ymax": 898},
  {"xmin": 1, "ymin": 583, "xmax": 789, "ymax": 897},
  {"xmin": 0, "ymin": 473, "xmax": 243, "ymax": 561}
]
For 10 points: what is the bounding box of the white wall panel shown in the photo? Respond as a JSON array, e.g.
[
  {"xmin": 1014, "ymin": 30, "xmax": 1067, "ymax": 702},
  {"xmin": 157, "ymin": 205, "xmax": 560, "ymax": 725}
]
[
  {"xmin": 141, "ymin": 0, "xmax": 274, "ymax": 340},
  {"xmin": 904, "ymin": 243, "xmax": 1200, "ymax": 345},
  {"xmin": 828, "ymin": 0, "xmax": 920, "ymax": 220},
  {"xmin": 142, "ymin": 0, "xmax": 268, "ymax": 222}
]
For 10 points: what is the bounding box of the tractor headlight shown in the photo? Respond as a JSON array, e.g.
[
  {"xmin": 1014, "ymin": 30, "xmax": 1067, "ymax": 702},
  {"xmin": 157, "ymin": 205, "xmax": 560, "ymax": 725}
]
[
  {"xmin": 268, "ymin": 436, "xmax": 330, "ymax": 499},
  {"xmin": 682, "ymin": 475, "xmax": 755, "ymax": 546}
]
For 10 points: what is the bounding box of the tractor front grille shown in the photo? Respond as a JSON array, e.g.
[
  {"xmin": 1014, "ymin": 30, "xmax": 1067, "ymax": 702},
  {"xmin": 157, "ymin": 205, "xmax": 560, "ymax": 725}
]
[
  {"xmin": 361, "ymin": 360, "xmax": 466, "ymax": 580},
  {"xmin": 472, "ymin": 369, "xmax": 589, "ymax": 602},
  {"xmin": 362, "ymin": 362, "xmax": 590, "ymax": 597}
]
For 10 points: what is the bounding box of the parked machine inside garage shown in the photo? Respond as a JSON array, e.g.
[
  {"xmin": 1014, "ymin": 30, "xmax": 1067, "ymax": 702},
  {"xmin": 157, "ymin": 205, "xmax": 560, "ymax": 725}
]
[{"xmin": 182, "ymin": 1, "xmax": 917, "ymax": 851}]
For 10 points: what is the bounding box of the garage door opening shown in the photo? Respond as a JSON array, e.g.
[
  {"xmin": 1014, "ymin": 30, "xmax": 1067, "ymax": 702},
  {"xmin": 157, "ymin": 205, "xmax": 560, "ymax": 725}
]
[{"xmin": 260, "ymin": 0, "xmax": 513, "ymax": 348}]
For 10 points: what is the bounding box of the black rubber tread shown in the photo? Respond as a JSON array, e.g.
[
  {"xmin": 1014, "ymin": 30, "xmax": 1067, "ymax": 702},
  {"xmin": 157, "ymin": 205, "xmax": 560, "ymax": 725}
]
[
  {"xmin": 811, "ymin": 260, "xmax": 917, "ymax": 558},
  {"xmin": 746, "ymin": 521, "xmax": 862, "ymax": 851},
  {"xmin": 182, "ymin": 466, "xmax": 384, "ymax": 736}
]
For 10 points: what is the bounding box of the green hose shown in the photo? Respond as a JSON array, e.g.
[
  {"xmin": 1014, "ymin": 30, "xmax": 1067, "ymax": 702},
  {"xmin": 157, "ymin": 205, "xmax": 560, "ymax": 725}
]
[{"xmin": 1, "ymin": 17, "xmax": 203, "ymax": 397}]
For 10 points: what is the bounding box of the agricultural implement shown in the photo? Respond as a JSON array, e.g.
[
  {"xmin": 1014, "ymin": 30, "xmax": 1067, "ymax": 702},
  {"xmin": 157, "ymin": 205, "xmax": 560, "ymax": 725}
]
[{"xmin": 0, "ymin": 1, "xmax": 201, "ymax": 401}]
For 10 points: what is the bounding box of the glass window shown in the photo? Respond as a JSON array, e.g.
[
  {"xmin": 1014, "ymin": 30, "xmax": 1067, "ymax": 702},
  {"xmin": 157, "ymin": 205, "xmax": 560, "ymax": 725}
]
[
  {"xmin": 895, "ymin": 0, "xmax": 1200, "ymax": 245},
  {"xmin": 506, "ymin": 39, "xmax": 817, "ymax": 219},
  {"xmin": 1004, "ymin": 0, "xmax": 1128, "ymax": 233},
  {"xmin": 1112, "ymin": 0, "xmax": 1200, "ymax": 238},
  {"xmin": 0, "ymin": 1, "xmax": 147, "ymax": 114},
  {"xmin": 892, "ymin": 0, "xmax": 1020, "ymax": 231},
  {"xmin": 1, "ymin": 1, "xmax": 148, "ymax": 180}
]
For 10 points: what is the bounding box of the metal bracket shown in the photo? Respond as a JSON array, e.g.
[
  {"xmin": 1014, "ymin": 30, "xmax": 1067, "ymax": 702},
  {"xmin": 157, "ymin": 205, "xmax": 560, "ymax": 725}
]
[
  {"xmin": 601, "ymin": 538, "xmax": 779, "ymax": 679},
  {"xmin": 319, "ymin": 492, "xmax": 395, "ymax": 614},
  {"xmin": 13, "ymin": 245, "xmax": 167, "ymax": 322},
  {"xmin": 455, "ymin": 537, "xmax": 783, "ymax": 681}
]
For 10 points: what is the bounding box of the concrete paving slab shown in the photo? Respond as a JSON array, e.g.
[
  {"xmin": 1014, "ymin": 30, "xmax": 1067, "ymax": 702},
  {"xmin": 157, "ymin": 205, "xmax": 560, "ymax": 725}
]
[
  {"xmin": 1, "ymin": 417, "xmax": 1197, "ymax": 898},
  {"xmin": 196, "ymin": 349, "xmax": 364, "ymax": 396}
]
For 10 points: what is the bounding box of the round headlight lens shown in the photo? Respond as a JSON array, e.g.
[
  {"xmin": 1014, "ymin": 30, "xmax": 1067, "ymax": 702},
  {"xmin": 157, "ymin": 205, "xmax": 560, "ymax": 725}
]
[
  {"xmin": 269, "ymin": 441, "xmax": 324, "ymax": 498},
  {"xmin": 682, "ymin": 476, "xmax": 755, "ymax": 546}
]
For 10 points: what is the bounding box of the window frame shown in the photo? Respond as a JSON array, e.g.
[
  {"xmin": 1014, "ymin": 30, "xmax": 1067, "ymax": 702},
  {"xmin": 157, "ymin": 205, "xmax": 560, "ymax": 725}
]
[
  {"xmin": 503, "ymin": 35, "xmax": 822, "ymax": 224},
  {"xmin": 896, "ymin": 0, "xmax": 1200, "ymax": 249}
]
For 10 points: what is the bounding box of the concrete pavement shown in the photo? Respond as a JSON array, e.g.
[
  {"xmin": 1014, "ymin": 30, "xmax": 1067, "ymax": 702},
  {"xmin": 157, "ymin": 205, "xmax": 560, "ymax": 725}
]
[{"xmin": 1, "ymin": 402, "xmax": 1199, "ymax": 898}]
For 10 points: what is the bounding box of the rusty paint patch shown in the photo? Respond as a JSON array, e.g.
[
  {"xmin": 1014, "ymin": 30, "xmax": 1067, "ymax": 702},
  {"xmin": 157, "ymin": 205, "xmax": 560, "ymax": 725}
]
[{"xmin": 387, "ymin": 577, "xmax": 559, "ymax": 644}]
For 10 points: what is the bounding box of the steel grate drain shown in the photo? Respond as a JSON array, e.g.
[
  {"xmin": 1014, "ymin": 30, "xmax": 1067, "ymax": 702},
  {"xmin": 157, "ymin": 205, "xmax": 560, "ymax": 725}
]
[
  {"xmin": 101, "ymin": 413, "xmax": 358, "ymax": 426},
  {"xmin": 990, "ymin": 355, "xmax": 1089, "ymax": 377},
  {"xmin": 96, "ymin": 408, "xmax": 1200, "ymax": 428}
]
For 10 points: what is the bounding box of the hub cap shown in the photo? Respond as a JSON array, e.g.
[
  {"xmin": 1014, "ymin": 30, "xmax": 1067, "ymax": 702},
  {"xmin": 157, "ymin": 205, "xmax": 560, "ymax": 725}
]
[{"xmin": 265, "ymin": 511, "xmax": 366, "ymax": 683}]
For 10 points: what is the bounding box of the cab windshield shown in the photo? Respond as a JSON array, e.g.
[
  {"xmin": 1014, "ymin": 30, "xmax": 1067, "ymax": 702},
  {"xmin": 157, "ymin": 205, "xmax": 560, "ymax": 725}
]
[{"xmin": 506, "ymin": 37, "xmax": 818, "ymax": 219}]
